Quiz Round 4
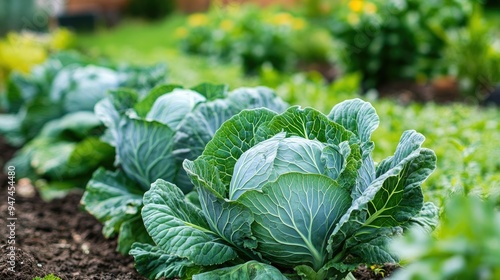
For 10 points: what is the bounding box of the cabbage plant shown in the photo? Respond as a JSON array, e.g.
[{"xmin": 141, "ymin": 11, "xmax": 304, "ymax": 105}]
[
  {"xmin": 82, "ymin": 83, "xmax": 287, "ymax": 254},
  {"xmin": 131, "ymin": 99, "xmax": 438, "ymax": 279},
  {"xmin": 0, "ymin": 51, "xmax": 166, "ymax": 145},
  {"xmin": 1, "ymin": 52, "xmax": 167, "ymax": 200}
]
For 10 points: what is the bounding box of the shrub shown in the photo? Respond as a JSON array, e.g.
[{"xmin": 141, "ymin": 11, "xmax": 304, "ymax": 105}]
[
  {"xmin": 329, "ymin": 0, "xmax": 473, "ymax": 88},
  {"xmin": 177, "ymin": 6, "xmax": 308, "ymax": 74}
]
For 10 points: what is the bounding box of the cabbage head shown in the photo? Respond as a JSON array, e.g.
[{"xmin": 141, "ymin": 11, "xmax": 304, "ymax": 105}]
[{"xmin": 132, "ymin": 99, "xmax": 439, "ymax": 280}]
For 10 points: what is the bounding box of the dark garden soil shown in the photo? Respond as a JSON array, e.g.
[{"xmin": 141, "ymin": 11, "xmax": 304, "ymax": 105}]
[
  {"xmin": 353, "ymin": 263, "xmax": 399, "ymax": 280},
  {"xmin": 0, "ymin": 136, "xmax": 398, "ymax": 279},
  {"xmin": 0, "ymin": 137, "xmax": 145, "ymax": 280},
  {"xmin": 377, "ymin": 77, "xmax": 461, "ymax": 105}
]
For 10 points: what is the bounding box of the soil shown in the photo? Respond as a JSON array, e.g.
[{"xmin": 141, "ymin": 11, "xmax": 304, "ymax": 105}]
[
  {"xmin": 376, "ymin": 77, "xmax": 461, "ymax": 105},
  {"xmin": 297, "ymin": 61, "xmax": 340, "ymax": 83},
  {"xmin": 0, "ymin": 136, "xmax": 145, "ymax": 280},
  {"xmin": 353, "ymin": 263, "xmax": 399, "ymax": 280}
]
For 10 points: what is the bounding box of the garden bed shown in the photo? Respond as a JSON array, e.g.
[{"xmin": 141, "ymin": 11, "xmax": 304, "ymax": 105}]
[{"xmin": 0, "ymin": 137, "xmax": 144, "ymax": 280}]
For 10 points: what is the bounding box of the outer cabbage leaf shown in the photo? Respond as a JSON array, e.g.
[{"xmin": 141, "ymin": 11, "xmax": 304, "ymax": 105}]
[
  {"xmin": 184, "ymin": 159, "xmax": 257, "ymax": 251},
  {"xmin": 30, "ymin": 141, "xmax": 75, "ymax": 177},
  {"xmin": 173, "ymin": 99, "xmax": 242, "ymax": 191},
  {"xmin": 191, "ymin": 83, "xmax": 228, "ymax": 101},
  {"xmin": 64, "ymin": 137, "xmax": 114, "ymax": 177},
  {"xmin": 134, "ymin": 83, "xmax": 226, "ymax": 119},
  {"xmin": 94, "ymin": 98, "xmax": 121, "ymax": 147},
  {"xmin": 364, "ymin": 148, "xmax": 436, "ymax": 227},
  {"xmin": 295, "ymin": 262, "xmax": 357, "ymax": 280},
  {"xmin": 116, "ymin": 117, "xmax": 177, "ymax": 191},
  {"xmin": 197, "ymin": 186, "xmax": 258, "ymax": 252},
  {"xmin": 50, "ymin": 65, "xmax": 121, "ymax": 112},
  {"xmin": 321, "ymin": 141, "xmax": 362, "ymax": 191},
  {"xmin": 341, "ymin": 227, "xmax": 401, "ymax": 264},
  {"xmin": 27, "ymin": 137, "xmax": 113, "ymax": 180},
  {"xmin": 134, "ymin": 84, "xmax": 183, "ymax": 117},
  {"xmin": 328, "ymin": 131, "xmax": 436, "ymax": 258},
  {"xmin": 238, "ymin": 173, "xmax": 352, "ymax": 270},
  {"xmin": 256, "ymin": 106, "xmax": 355, "ymax": 145},
  {"xmin": 0, "ymin": 113, "xmax": 23, "ymax": 145},
  {"xmin": 81, "ymin": 168, "xmax": 144, "ymax": 238},
  {"xmin": 38, "ymin": 111, "xmax": 102, "ymax": 139},
  {"xmin": 142, "ymin": 179, "xmax": 238, "ymax": 266},
  {"xmin": 328, "ymin": 98, "xmax": 379, "ymax": 144},
  {"xmin": 406, "ymin": 201, "xmax": 440, "ymax": 233},
  {"xmin": 4, "ymin": 72, "xmax": 38, "ymax": 112},
  {"xmin": 117, "ymin": 216, "xmax": 154, "ymax": 254},
  {"xmin": 130, "ymin": 243, "xmax": 201, "ymax": 280},
  {"xmin": 227, "ymin": 87, "xmax": 288, "ymax": 113},
  {"xmin": 183, "ymin": 158, "xmax": 227, "ymax": 197},
  {"xmin": 146, "ymin": 89, "xmax": 206, "ymax": 129},
  {"xmin": 116, "ymin": 63, "xmax": 167, "ymax": 96},
  {"xmin": 19, "ymin": 97, "xmax": 64, "ymax": 141},
  {"xmin": 193, "ymin": 261, "xmax": 287, "ymax": 280},
  {"xmin": 328, "ymin": 99, "xmax": 379, "ymax": 199}
]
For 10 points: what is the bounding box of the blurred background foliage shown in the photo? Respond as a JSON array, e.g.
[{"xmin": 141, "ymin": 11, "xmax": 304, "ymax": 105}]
[{"xmin": 1, "ymin": 0, "xmax": 500, "ymax": 278}]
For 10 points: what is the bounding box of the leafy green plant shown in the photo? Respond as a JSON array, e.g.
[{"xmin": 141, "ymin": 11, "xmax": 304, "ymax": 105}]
[
  {"xmin": 81, "ymin": 83, "xmax": 287, "ymax": 254},
  {"xmin": 0, "ymin": 51, "xmax": 167, "ymax": 145},
  {"xmin": 441, "ymin": 6, "xmax": 500, "ymax": 100},
  {"xmin": 6, "ymin": 111, "xmax": 114, "ymax": 200},
  {"xmin": 369, "ymin": 101, "xmax": 500, "ymax": 204},
  {"xmin": 32, "ymin": 274, "xmax": 62, "ymax": 280},
  {"xmin": 0, "ymin": 51, "xmax": 167, "ymax": 199},
  {"xmin": 390, "ymin": 195, "xmax": 500, "ymax": 280},
  {"xmin": 329, "ymin": 0, "xmax": 473, "ymax": 88},
  {"xmin": 131, "ymin": 98, "xmax": 438, "ymax": 279},
  {"xmin": 177, "ymin": 6, "xmax": 308, "ymax": 74}
]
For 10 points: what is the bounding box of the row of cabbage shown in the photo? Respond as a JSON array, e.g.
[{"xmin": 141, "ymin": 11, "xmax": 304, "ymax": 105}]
[{"xmin": 9, "ymin": 55, "xmax": 437, "ymax": 279}]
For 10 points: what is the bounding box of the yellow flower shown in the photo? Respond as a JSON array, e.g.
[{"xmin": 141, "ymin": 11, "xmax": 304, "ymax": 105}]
[
  {"xmin": 219, "ymin": 19, "xmax": 234, "ymax": 32},
  {"xmin": 364, "ymin": 2, "xmax": 377, "ymax": 14},
  {"xmin": 347, "ymin": 13, "xmax": 360, "ymax": 25},
  {"xmin": 50, "ymin": 28, "xmax": 74, "ymax": 50},
  {"xmin": 273, "ymin": 12, "xmax": 294, "ymax": 26},
  {"xmin": 187, "ymin": 13, "xmax": 209, "ymax": 27},
  {"xmin": 0, "ymin": 41, "xmax": 47, "ymax": 73},
  {"xmin": 292, "ymin": 18, "xmax": 306, "ymax": 30},
  {"xmin": 348, "ymin": 0, "xmax": 364, "ymax": 13},
  {"xmin": 175, "ymin": 27, "xmax": 188, "ymax": 38}
]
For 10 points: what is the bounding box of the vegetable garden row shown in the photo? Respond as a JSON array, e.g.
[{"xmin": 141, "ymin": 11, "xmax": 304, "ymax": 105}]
[
  {"xmin": 1, "ymin": 49, "xmax": 499, "ymax": 279},
  {"xmin": 1, "ymin": 1, "xmax": 500, "ymax": 279}
]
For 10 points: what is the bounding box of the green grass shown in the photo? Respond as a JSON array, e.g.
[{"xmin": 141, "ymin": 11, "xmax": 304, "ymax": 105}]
[
  {"xmin": 77, "ymin": 14, "xmax": 259, "ymax": 89},
  {"xmin": 371, "ymin": 101, "xmax": 500, "ymax": 203}
]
